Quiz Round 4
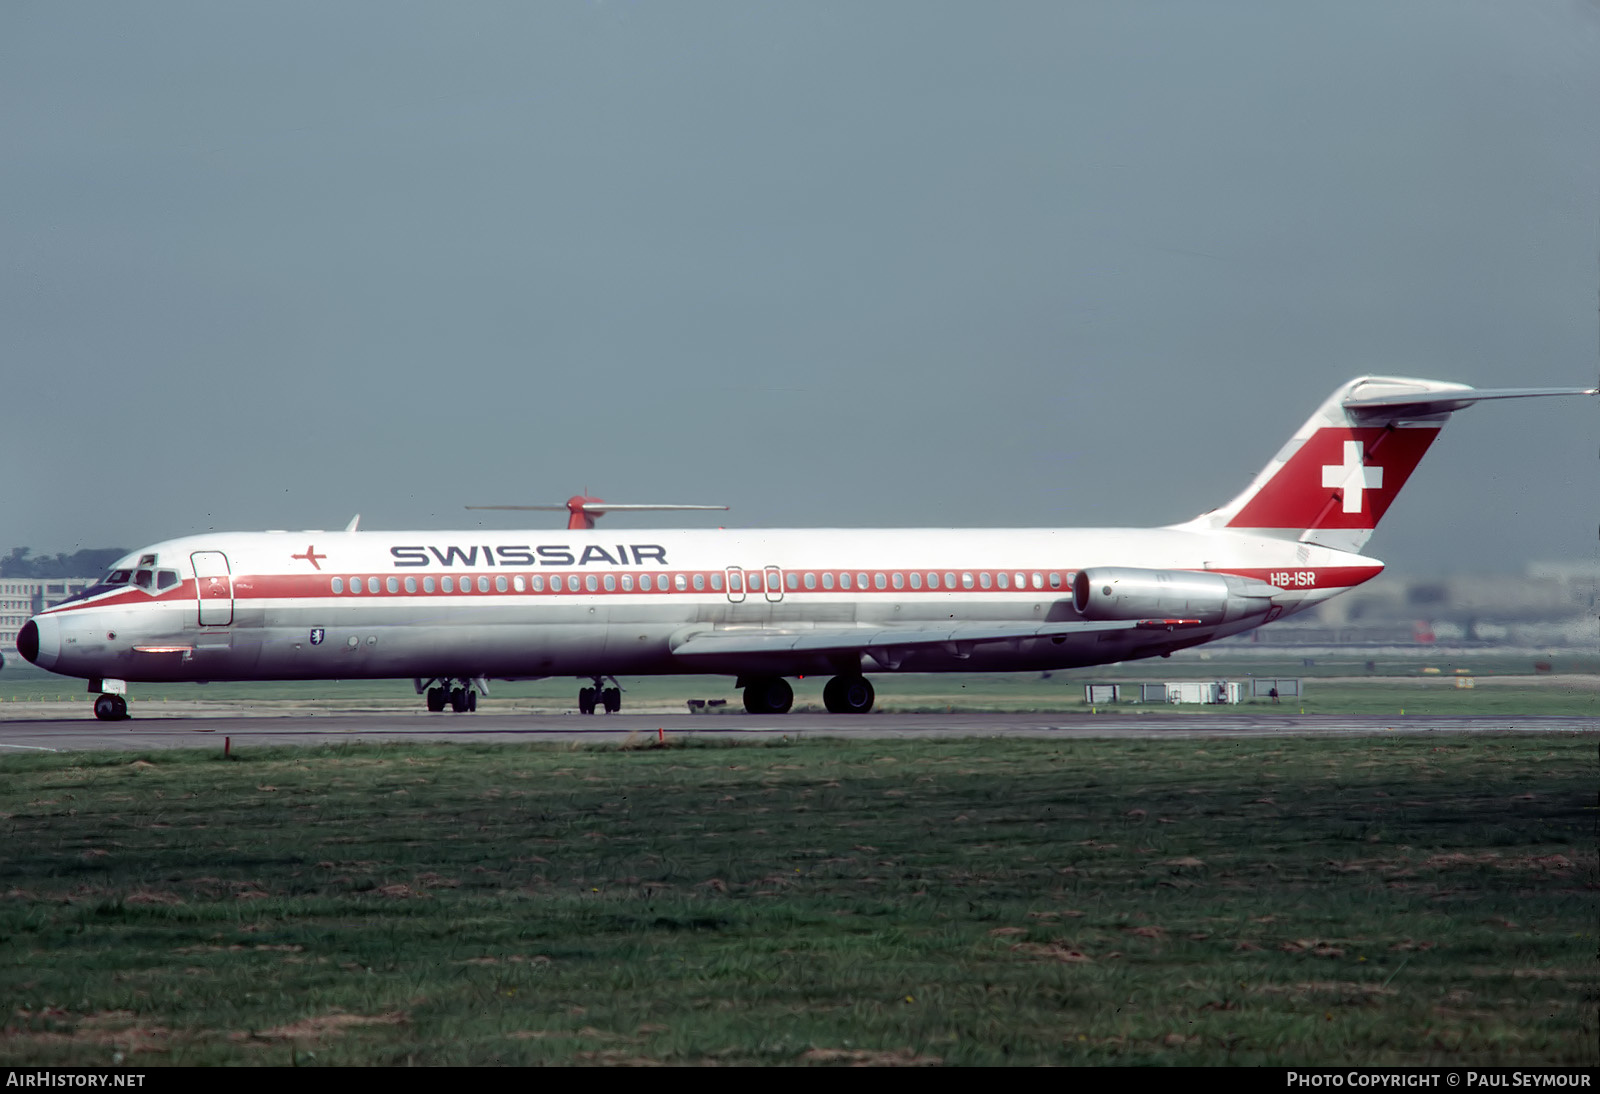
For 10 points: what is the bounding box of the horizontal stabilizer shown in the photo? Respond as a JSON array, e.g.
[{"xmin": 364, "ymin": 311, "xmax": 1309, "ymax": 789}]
[{"xmin": 1344, "ymin": 384, "xmax": 1596, "ymax": 417}]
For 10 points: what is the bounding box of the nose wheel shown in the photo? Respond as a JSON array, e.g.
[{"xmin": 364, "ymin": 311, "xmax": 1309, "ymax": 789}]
[{"xmin": 93, "ymin": 694, "xmax": 129, "ymax": 721}]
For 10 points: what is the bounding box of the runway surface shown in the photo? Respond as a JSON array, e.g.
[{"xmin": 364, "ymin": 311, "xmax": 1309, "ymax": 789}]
[{"xmin": 1, "ymin": 705, "xmax": 1593, "ymax": 752}]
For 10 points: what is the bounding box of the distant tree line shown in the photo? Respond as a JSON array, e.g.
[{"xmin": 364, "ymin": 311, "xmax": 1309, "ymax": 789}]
[{"xmin": 1, "ymin": 547, "xmax": 128, "ymax": 579}]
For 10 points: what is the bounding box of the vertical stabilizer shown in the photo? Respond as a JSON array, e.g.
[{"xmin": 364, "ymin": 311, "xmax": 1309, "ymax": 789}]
[{"xmin": 1176, "ymin": 376, "xmax": 1594, "ymax": 554}]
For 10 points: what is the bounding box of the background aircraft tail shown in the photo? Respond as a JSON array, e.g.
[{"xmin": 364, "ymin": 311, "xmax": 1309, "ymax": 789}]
[{"xmin": 1176, "ymin": 376, "xmax": 1594, "ymax": 554}]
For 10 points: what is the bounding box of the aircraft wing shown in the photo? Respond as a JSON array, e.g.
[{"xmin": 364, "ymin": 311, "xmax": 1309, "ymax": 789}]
[{"xmin": 668, "ymin": 618, "xmax": 1173, "ymax": 662}]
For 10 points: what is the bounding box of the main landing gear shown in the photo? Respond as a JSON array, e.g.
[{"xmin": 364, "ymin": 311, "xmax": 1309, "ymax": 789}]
[
  {"xmin": 738, "ymin": 674, "xmax": 875, "ymax": 714},
  {"xmin": 421, "ymin": 679, "xmax": 478, "ymax": 713},
  {"xmin": 822, "ymin": 674, "xmax": 875, "ymax": 714},
  {"xmin": 740, "ymin": 676, "xmax": 794, "ymax": 714},
  {"xmin": 578, "ymin": 677, "xmax": 621, "ymax": 715},
  {"xmin": 93, "ymin": 694, "xmax": 129, "ymax": 721}
]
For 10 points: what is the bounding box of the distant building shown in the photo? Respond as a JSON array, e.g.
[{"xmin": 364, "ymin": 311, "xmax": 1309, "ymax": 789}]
[{"xmin": 2, "ymin": 578, "xmax": 96, "ymax": 658}]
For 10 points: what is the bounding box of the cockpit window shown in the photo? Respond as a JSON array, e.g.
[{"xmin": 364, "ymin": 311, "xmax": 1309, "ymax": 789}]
[
  {"xmin": 134, "ymin": 569, "xmax": 154, "ymax": 589},
  {"xmin": 157, "ymin": 570, "xmax": 179, "ymax": 590},
  {"xmin": 105, "ymin": 570, "xmax": 131, "ymax": 586}
]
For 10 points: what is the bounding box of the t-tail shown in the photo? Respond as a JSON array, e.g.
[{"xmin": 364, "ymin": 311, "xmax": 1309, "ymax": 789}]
[{"xmin": 1176, "ymin": 376, "xmax": 1595, "ymax": 554}]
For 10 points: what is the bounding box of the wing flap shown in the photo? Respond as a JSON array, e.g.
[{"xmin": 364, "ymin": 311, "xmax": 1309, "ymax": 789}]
[{"xmin": 669, "ymin": 619, "xmax": 1149, "ymax": 660}]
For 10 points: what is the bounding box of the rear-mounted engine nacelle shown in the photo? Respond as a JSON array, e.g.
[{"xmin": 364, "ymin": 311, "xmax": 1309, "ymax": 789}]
[{"xmin": 1073, "ymin": 567, "xmax": 1278, "ymax": 625}]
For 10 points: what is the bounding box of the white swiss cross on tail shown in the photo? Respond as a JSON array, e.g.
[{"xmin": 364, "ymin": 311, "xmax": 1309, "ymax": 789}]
[{"xmin": 1321, "ymin": 441, "xmax": 1383, "ymax": 513}]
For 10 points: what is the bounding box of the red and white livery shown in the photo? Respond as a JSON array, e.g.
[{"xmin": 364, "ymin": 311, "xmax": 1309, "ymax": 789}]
[{"xmin": 17, "ymin": 376, "xmax": 1593, "ymax": 719}]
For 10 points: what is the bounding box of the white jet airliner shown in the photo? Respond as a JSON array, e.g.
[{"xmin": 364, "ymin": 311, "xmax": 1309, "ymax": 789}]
[{"xmin": 16, "ymin": 376, "xmax": 1593, "ymax": 721}]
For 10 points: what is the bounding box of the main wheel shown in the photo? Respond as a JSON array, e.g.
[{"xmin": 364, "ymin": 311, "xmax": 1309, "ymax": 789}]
[
  {"xmin": 742, "ymin": 676, "xmax": 794, "ymax": 715},
  {"xmin": 823, "ymin": 675, "xmax": 875, "ymax": 714},
  {"xmin": 450, "ymin": 687, "xmax": 469, "ymax": 713},
  {"xmin": 426, "ymin": 687, "xmax": 447, "ymax": 713},
  {"xmin": 579, "ymin": 687, "xmax": 596, "ymax": 715},
  {"xmin": 602, "ymin": 687, "xmax": 620, "ymax": 713},
  {"xmin": 465, "ymin": 689, "xmax": 477, "ymax": 712},
  {"xmin": 94, "ymin": 695, "xmax": 119, "ymax": 721}
]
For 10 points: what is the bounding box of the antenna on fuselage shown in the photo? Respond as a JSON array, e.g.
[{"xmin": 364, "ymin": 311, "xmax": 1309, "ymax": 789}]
[
  {"xmin": 466, "ymin": 496, "xmax": 729, "ymax": 530},
  {"xmin": 345, "ymin": 514, "xmax": 361, "ymax": 532}
]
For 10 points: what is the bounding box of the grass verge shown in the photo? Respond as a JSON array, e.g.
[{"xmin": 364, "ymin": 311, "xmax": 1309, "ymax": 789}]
[{"xmin": 1, "ymin": 734, "xmax": 1594, "ymax": 1065}]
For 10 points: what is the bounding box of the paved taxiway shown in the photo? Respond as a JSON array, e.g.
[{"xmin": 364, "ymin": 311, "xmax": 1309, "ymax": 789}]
[{"xmin": 1, "ymin": 707, "xmax": 1593, "ymax": 752}]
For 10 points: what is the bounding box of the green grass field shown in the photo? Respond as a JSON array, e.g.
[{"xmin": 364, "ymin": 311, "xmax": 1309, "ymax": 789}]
[
  {"xmin": 2, "ymin": 657, "xmax": 1596, "ymax": 717},
  {"xmin": 1, "ymin": 734, "xmax": 1593, "ymax": 1065}
]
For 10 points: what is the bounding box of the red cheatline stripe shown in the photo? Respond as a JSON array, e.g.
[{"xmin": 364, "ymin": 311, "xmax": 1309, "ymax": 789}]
[{"xmin": 41, "ymin": 565, "xmax": 1382, "ymax": 613}]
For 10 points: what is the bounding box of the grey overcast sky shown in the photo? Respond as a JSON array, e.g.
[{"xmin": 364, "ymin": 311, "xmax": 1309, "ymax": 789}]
[{"xmin": 2, "ymin": 1, "xmax": 1595, "ymax": 575}]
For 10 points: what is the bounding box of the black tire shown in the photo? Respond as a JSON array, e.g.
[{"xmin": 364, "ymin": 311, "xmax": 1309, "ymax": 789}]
[
  {"xmin": 451, "ymin": 687, "xmax": 469, "ymax": 713},
  {"xmin": 465, "ymin": 689, "xmax": 477, "ymax": 713},
  {"xmin": 94, "ymin": 695, "xmax": 118, "ymax": 721},
  {"xmin": 823, "ymin": 675, "xmax": 875, "ymax": 714},
  {"xmin": 602, "ymin": 687, "xmax": 620, "ymax": 713},
  {"xmin": 426, "ymin": 687, "xmax": 447, "ymax": 713},
  {"xmin": 112, "ymin": 695, "xmax": 128, "ymax": 720},
  {"xmin": 579, "ymin": 687, "xmax": 595, "ymax": 715},
  {"xmin": 742, "ymin": 676, "xmax": 794, "ymax": 715}
]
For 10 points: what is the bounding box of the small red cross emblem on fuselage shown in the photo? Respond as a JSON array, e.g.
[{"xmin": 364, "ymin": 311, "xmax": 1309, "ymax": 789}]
[{"xmin": 291, "ymin": 545, "xmax": 327, "ymax": 570}]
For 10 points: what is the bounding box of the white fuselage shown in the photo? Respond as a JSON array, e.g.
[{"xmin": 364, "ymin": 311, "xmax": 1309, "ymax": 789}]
[{"xmin": 25, "ymin": 525, "xmax": 1378, "ymax": 684}]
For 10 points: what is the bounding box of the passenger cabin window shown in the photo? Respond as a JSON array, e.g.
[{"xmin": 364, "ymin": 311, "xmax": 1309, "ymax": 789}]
[
  {"xmin": 332, "ymin": 577, "xmax": 345, "ymax": 594},
  {"xmin": 640, "ymin": 574, "xmax": 652, "ymax": 592},
  {"xmin": 822, "ymin": 572, "xmax": 835, "ymax": 590},
  {"xmin": 387, "ymin": 577, "xmax": 399, "ymax": 593}
]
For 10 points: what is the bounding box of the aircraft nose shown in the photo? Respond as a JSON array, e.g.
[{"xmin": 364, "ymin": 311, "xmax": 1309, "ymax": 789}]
[{"xmin": 16, "ymin": 616, "xmax": 58, "ymax": 670}]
